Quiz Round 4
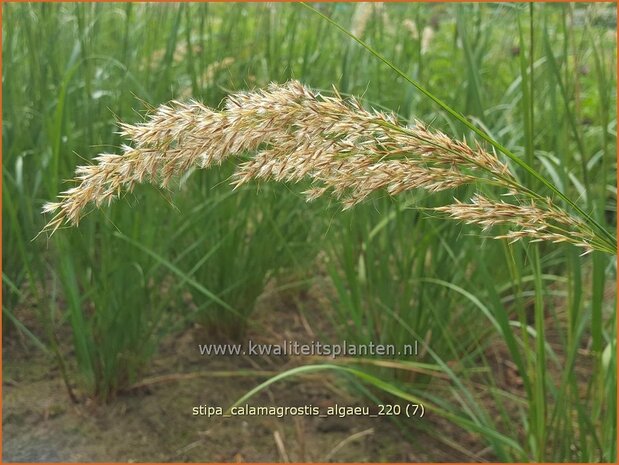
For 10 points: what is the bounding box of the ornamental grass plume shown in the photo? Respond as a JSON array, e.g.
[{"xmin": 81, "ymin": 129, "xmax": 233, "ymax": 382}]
[{"xmin": 43, "ymin": 81, "xmax": 610, "ymax": 254}]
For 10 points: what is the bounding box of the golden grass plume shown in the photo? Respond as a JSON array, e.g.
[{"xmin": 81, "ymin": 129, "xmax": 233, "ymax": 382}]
[{"xmin": 42, "ymin": 81, "xmax": 602, "ymax": 253}]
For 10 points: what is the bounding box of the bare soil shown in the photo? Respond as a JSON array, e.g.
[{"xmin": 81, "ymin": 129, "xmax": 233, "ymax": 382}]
[{"xmin": 2, "ymin": 286, "xmax": 477, "ymax": 463}]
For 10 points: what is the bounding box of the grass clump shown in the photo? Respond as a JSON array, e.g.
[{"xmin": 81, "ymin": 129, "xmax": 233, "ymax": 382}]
[
  {"xmin": 166, "ymin": 173, "xmax": 315, "ymax": 340},
  {"xmin": 4, "ymin": 2, "xmax": 615, "ymax": 461}
]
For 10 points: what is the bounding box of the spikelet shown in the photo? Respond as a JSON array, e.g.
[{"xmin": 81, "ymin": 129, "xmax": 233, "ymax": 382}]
[{"xmin": 436, "ymin": 194, "xmax": 597, "ymax": 252}]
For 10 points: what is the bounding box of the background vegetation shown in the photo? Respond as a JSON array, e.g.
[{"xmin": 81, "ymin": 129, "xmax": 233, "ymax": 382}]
[{"xmin": 3, "ymin": 2, "xmax": 616, "ymax": 462}]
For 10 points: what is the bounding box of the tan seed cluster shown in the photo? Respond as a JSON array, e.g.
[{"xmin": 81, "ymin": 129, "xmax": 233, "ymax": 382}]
[
  {"xmin": 436, "ymin": 194, "xmax": 596, "ymax": 252},
  {"xmin": 42, "ymin": 81, "xmax": 599, "ymax": 252}
]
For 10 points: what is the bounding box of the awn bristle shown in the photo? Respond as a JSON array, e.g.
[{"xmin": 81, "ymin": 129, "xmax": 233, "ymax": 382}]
[{"xmin": 42, "ymin": 81, "xmax": 599, "ymax": 252}]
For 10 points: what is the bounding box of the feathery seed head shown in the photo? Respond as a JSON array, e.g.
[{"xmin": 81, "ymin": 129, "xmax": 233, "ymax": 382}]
[{"xmin": 41, "ymin": 80, "xmax": 602, "ymax": 253}]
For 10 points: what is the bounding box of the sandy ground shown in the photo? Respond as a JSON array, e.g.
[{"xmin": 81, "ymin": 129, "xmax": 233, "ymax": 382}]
[{"xmin": 3, "ymin": 286, "xmax": 478, "ymax": 463}]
